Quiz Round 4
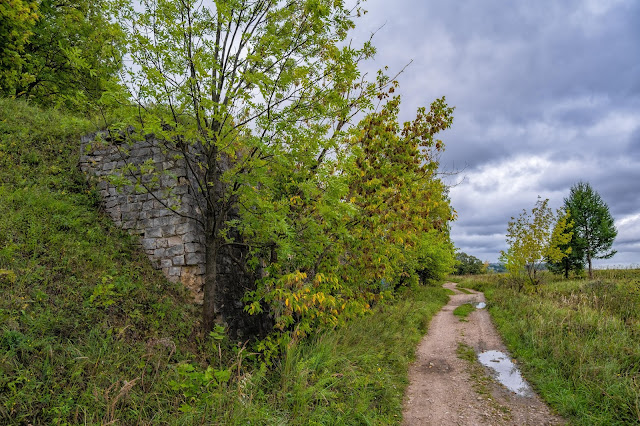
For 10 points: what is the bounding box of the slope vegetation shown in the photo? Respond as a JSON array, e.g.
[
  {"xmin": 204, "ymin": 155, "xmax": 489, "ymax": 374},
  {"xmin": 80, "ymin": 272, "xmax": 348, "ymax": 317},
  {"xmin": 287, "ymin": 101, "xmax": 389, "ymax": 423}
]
[{"xmin": 0, "ymin": 99, "xmax": 450, "ymax": 424}]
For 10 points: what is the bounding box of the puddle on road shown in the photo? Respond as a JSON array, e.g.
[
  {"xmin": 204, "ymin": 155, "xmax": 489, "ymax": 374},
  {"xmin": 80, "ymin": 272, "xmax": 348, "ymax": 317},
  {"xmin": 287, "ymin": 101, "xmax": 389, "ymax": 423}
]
[
  {"xmin": 478, "ymin": 350, "xmax": 533, "ymax": 396},
  {"xmin": 475, "ymin": 302, "xmax": 486, "ymax": 309}
]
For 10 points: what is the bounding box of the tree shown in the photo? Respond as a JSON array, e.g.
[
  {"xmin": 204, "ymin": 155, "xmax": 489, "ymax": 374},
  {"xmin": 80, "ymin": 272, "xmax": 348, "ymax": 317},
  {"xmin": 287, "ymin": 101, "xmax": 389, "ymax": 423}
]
[
  {"xmin": 1, "ymin": 0, "xmax": 121, "ymax": 109},
  {"xmin": 104, "ymin": 0, "xmax": 456, "ymax": 334},
  {"xmin": 453, "ymin": 252, "xmax": 484, "ymax": 275},
  {"xmin": 562, "ymin": 182, "xmax": 617, "ymax": 278},
  {"xmin": 500, "ymin": 197, "xmax": 572, "ymax": 288},
  {"xmin": 0, "ymin": 0, "xmax": 39, "ymax": 94},
  {"xmin": 546, "ymin": 215, "xmax": 584, "ymax": 278}
]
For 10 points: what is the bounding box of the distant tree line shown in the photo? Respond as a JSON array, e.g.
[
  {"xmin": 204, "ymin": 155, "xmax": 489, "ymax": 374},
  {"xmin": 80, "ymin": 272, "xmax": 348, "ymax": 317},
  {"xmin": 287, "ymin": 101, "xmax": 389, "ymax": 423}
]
[{"xmin": 453, "ymin": 252, "xmax": 485, "ymax": 275}]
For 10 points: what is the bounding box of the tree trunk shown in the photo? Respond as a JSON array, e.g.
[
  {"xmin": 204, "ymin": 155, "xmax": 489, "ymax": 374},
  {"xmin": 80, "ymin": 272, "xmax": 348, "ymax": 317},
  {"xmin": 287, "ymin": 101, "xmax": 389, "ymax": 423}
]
[
  {"xmin": 202, "ymin": 234, "xmax": 218, "ymax": 332},
  {"xmin": 587, "ymin": 253, "xmax": 593, "ymax": 279}
]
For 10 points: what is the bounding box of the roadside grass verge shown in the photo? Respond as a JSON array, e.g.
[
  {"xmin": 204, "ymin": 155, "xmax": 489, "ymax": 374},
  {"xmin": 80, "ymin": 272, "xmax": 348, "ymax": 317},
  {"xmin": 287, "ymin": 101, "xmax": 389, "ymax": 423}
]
[
  {"xmin": 460, "ymin": 272, "xmax": 640, "ymax": 425},
  {"xmin": 0, "ymin": 98, "xmax": 451, "ymax": 423},
  {"xmin": 249, "ymin": 284, "xmax": 451, "ymax": 424}
]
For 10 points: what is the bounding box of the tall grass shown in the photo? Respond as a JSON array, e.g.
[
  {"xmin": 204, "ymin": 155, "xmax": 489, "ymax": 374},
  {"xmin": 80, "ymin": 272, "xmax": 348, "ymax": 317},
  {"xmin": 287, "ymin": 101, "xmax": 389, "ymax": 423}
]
[
  {"xmin": 458, "ymin": 272, "xmax": 640, "ymax": 425},
  {"xmin": 225, "ymin": 285, "xmax": 450, "ymax": 424}
]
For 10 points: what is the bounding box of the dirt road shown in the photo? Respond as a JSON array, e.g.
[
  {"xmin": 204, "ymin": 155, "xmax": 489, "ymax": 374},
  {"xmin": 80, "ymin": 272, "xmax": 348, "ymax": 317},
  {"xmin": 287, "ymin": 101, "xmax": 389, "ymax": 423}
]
[{"xmin": 402, "ymin": 283, "xmax": 564, "ymax": 425}]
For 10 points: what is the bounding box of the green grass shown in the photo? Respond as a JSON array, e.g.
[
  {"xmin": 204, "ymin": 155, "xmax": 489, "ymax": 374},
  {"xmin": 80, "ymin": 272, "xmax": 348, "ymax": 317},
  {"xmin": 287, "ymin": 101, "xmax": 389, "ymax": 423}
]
[
  {"xmin": 0, "ymin": 98, "xmax": 208, "ymax": 424},
  {"xmin": 453, "ymin": 303, "xmax": 476, "ymax": 321},
  {"xmin": 252, "ymin": 285, "xmax": 451, "ymax": 424},
  {"xmin": 461, "ymin": 272, "xmax": 640, "ymax": 425},
  {"xmin": 0, "ymin": 98, "xmax": 451, "ymax": 423}
]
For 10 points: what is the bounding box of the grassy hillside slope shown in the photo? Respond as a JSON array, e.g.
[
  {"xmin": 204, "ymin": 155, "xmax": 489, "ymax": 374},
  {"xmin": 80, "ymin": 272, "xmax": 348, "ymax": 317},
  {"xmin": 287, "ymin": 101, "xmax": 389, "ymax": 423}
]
[
  {"xmin": 0, "ymin": 98, "xmax": 451, "ymax": 424},
  {"xmin": 0, "ymin": 99, "xmax": 205, "ymax": 423}
]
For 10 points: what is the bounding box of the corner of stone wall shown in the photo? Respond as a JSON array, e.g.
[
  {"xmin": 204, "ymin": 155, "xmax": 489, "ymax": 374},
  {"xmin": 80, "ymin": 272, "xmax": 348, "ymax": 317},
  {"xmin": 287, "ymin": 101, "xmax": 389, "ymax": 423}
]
[{"xmin": 79, "ymin": 132, "xmax": 206, "ymax": 303}]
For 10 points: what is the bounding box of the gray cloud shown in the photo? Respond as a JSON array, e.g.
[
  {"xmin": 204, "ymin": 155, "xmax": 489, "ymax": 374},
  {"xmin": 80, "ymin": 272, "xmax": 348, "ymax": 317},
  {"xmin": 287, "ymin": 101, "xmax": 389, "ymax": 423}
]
[{"xmin": 352, "ymin": 0, "xmax": 640, "ymax": 265}]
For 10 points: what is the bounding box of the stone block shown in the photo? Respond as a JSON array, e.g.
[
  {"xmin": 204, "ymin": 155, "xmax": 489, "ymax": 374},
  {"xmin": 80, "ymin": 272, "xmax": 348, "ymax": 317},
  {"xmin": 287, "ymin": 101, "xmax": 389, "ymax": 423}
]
[
  {"xmin": 122, "ymin": 211, "xmax": 138, "ymax": 222},
  {"xmin": 168, "ymin": 267, "xmax": 182, "ymax": 277},
  {"xmin": 167, "ymin": 236, "xmax": 183, "ymax": 246},
  {"xmin": 129, "ymin": 228, "xmax": 144, "ymax": 236},
  {"xmin": 183, "ymin": 232, "xmax": 204, "ymax": 244},
  {"xmin": 140, "ymin": 238, "xmax": 156, "ymax": 250},
  {"xmin": 153, "ymin": 216, "xmax": 173, "ymax": 228},
  {"xmin": 141, "ymin": 174, "xmax": 155, "ymax": 184},
  {"xmin": 107, "ymin": 208, "xmax": 121, "ymax": 222},
  {"xmin": 173, "ymin": 185, "xmax": 189, "ymax": 195},
  {"xmin": 184, "ymin": 242, "xmax": 201, "ymax": 253},
  {"xmin": 161, "ymin": 225, "xmax": 176, "ymax": 237},
  {"xmin": 160, "ymin": 259, "xmax": 172, "ymax": 268},
  {"xmin": 138, "ymin": 218, "xmax": 152, "ymax": 229},
  {"xmin": 166, "ymin": 244, "xmax": 183, "ymax": 257},
  {"xmin": 131, "ymin": 147, "xmax": 152, "ymax": 157},
  {"xmin": 176, "ymin": 222, "xmax": 196, "ymax": 235},
  {"xmin": 155, "ymin": 208, "xmax": 173, "ymax": 217},
  {"xmin": 186, "ymin": 252, "xmax": 205, "ymax": 265},
  {"xmin": 172, "ymin": 255, "xmax": 186, "ymax": 266},
  {"xmin": 121, "ymin": 220, "xmax": 136, "ymax": 230},
  {"xmin": 177, "ymin": 203, "xmax": 196, "ymax": 215},
  {"xmin": 105, "ymin": 199, "xmax": 119, "ymax": 209},
  {"xmin": 146, "ymin": 227, "xmax": 163, "ymax": 238},
  {"xmin": 160, "ymin": 176, "xmax": 176, "ymax": 188},
  {"xmin": 154, "ymin": 247, "xmax": 167, "ymax": 257}
]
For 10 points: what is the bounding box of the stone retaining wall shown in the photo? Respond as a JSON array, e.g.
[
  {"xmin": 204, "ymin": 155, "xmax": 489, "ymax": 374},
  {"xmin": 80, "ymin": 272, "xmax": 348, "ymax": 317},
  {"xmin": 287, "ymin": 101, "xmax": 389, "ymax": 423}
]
[
  {"xmin": 79, "ymin": 132, "xmax": 271, "ymax": 337},
  {"xmin": 79, "ymin": 132, "xmax": 206, "ymax": 301}
]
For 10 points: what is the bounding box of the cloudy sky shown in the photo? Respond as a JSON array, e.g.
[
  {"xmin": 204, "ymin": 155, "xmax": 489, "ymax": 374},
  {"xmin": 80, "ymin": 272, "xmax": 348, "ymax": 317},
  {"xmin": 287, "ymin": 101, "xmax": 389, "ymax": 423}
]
[{"xmin": 351, "ymin": 0, "xmax": 640, "ymax": 266}]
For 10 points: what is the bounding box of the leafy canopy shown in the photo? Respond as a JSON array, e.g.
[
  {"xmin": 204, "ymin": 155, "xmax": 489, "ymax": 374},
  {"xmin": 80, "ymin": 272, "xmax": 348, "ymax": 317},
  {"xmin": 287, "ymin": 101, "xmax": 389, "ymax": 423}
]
[
  {"xmin": 1, "ymin": 0, "xmax": 121, "ymax": 110},
  {"xmin": 562, "ymin": 182, "xmax": 617, "ymax": 278},
  {"xmin": 500, "ymin": 197, "xmax": 572, "ymax": 288},
  {"xmin": 453, "ymin": 252, "xmax": 485, "ymax": 275},
  {"xmin": 101, "ymin": 0, "xmax": 457, "ymax": 339}
]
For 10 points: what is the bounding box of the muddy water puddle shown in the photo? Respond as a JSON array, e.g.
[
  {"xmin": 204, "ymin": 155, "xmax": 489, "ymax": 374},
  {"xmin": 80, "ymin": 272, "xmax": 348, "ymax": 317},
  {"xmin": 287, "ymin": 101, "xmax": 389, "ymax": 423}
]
[{"xmin": 478, "ymin": 350, "xmax": 533, "ymax": 396}]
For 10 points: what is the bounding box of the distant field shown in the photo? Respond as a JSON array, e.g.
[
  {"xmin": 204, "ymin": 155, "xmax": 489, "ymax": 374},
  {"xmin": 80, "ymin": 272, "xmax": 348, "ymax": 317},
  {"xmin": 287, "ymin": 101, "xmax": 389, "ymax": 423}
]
[{"xmin": 456, "ymin": 270, "xmax": 640, "ymax": 425}]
